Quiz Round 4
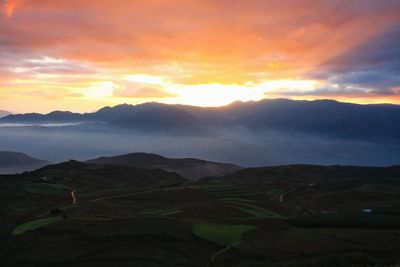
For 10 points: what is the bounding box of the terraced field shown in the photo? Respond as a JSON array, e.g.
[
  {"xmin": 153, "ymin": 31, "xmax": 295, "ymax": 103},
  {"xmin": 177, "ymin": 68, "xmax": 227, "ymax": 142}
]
[{"xmin": 2, "ymin": 162, "xmax": 400, "ymax": 266}]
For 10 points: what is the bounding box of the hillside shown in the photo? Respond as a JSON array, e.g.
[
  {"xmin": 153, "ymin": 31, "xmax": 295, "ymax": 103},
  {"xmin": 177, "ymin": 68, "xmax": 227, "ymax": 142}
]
[
  {"xmin": 27, "ymin": 160, "xmax": 188, "ymax": 192},
  {"xmin": 86, "ymin": 152, "xmax": 242, "ymax": 180},
  {"xmin": 0, "ymin": 151, "xmax": 49, "ymax": 174},
  {"xmin": 2, "ymin": 163, "xmax": 400, "ymax": 266},
  {"xmin": 203, "ymin": 164, "xmax": 400, "ymax": 184}
]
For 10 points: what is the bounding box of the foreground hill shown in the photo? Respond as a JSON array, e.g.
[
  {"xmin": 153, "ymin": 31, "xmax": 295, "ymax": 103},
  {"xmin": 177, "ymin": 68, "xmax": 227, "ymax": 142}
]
[
  {"xmin": 1, "ymin": 163, "xmax": 400, "ymax": 266},
  {"xmin": 203, "ymin": 164, "xmax": 400, "ymax": 184},
  {"xmin": 26, "ymin": 160, "xmax": 188, "ymax": 192},
  {"xmin": 86, "ymin": 152, "xmax": 241, "ymax": 180},
  {"xmin": 0, "ymin": 151, "xmax": 49, "ymax": 174}
]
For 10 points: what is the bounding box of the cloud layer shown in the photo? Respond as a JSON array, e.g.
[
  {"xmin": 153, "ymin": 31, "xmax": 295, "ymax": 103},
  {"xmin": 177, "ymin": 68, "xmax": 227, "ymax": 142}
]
[{"xmin": 1, "ymin": 0, "xmax": 400, "ymax": 112}]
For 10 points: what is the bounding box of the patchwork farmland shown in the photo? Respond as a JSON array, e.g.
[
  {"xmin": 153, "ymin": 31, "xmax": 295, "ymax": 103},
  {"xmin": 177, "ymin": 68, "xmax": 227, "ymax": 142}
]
[{"xmin": 1, "ymin": 162, "xmax": 400, "ymax": 266}]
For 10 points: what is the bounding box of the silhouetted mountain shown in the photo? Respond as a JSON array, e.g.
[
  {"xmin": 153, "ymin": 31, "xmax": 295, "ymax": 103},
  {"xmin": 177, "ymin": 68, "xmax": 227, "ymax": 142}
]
[
  {"xmin": 1, "ymin": 111, "xmax": 83, "ymax": 123},
  {"xmin": 89, "ymin": 103, "xmax": 204, "ymax": 134},
  {"xmin": 0, "ymin": 151, "xmax": 50, "ymax": 174},
  {"xmin": 1, "ymin": 99, "xmax": 400, "ymax": 166},
  {"xmin": 3, "ymin": 99, "xmax": 400, "ymax": 140},
  {"xmin": 1, "ymin": 103, "xmax": 205, "ymax": 134},
  {"xmin": 0, "ymin": 110, "xmax": 10, "ymax": 118},
  {"xmin": 178, "ymin": 99, "xmax": 400, "ymax": 140},
  {"xmin": 86, "ymin": 152, "xmax": 241, "ymax": 180}
]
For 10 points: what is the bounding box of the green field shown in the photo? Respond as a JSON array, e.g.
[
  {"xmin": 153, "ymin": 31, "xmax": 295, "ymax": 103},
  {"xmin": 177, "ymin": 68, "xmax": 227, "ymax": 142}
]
[
  {"xmin": 224, "ymin": 200, "xmax": 283, "ymax": 218},
  {"xmin": 265, "ymin": 188, "xmax": 283, "ymax": 201},
  {"xmin": 12, "ymin": 217, "xmax": 63, "ymax": 236},
  {"xmin": 193, "ymin": 223, "xmax": 257, "ymax": 247}
]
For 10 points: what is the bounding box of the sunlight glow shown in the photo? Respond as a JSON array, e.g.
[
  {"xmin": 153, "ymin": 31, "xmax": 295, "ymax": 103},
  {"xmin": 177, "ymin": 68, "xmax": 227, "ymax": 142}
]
[
  {"xmin": 83, "ymin": 81, "xmax": 116, "ymax": 99},
  {"xmin": 164, "ymin": 79, "xmax": 317, "ymax": 106}
]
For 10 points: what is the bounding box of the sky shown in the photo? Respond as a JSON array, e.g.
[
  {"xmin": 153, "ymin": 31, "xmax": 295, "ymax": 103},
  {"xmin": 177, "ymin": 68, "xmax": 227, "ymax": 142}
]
[{"xmin": 0, "ymin": 0, "xmax": 400, "ymax": 113}]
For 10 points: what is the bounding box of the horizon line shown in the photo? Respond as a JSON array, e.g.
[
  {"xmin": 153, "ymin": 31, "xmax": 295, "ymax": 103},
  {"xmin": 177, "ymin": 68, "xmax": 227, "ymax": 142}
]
[{"xmin": 4, "ymin": 97, "xmax": 400, "ymax": 115}]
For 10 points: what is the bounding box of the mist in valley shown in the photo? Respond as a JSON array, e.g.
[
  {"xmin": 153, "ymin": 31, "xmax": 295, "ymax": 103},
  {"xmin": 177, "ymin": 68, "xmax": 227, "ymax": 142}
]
[{"xmin": 0, "ymin": 123, "xmax": 398, "ymax": 169}]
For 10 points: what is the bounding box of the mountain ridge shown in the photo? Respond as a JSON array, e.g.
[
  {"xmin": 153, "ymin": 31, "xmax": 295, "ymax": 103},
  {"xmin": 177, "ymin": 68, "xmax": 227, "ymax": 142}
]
[{"xmin": 2, "ymin": 98, "xmax": 400, "ymax": 140}]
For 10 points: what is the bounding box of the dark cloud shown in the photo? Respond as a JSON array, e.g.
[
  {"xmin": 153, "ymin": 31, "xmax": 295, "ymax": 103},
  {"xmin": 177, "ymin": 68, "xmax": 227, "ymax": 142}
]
[
  {"xmin": 272, "ymin": 86, "xmax": 367, "ymax": 97},
  {"xmin": 312, "ymin": 23, "xmax": 400, "ymax": 95},
  {"xmin": 332, "ymin": 25, "xmax": 400, "ymax": 72}
]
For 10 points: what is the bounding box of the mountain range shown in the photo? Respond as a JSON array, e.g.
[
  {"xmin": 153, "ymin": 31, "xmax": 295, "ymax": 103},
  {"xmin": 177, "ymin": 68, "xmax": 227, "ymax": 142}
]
[
  {"xmin": 0, "ymin": 103, "xmax": 203, "ymax": 134},
  {"xmin": 178, "ymin": 99, "xmax": 400, "ymax": 140},
  {"xmin": 1, "ymin": 99, "xmax": 399, "ymax": 166},
  {"xmin": 2, "ymin": 99, "xmax": 400, "ymax": 140}
]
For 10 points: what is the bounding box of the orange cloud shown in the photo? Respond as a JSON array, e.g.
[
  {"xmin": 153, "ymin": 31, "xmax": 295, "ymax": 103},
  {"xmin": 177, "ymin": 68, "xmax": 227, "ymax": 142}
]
[
  {"xmin": 0, "ymin": 0, "xmax": 400, "ymax": 112},
  {"xmin": 1, "ymin": 0, "xmax": 22, "ymax": 17}
]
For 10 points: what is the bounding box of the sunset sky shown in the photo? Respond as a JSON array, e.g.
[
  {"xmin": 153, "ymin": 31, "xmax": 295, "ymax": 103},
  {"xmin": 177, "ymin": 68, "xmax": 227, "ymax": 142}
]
[{"xmin": 1, "ymin": 0, "xmax": 400, "ymax": 113}]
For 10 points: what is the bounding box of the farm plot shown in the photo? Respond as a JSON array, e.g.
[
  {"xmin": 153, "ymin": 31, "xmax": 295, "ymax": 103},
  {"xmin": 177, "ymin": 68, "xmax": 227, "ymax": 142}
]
[
  {"xmin": 193, "ymin": 223, "xmax": 257, "ymax": 247},
  {"xmin": 354, "ymin": 184, "xmax": 400, "ymax": 194},
  {"xmin": 265, "ymin": 188, "xmax": 283, "ymax": 201},
  {"xmin": 23, "ymin": 183, "xmax": 70, "ymax": 196},
  {"xmin": 141, "ymin": 208, "xmax": 182, "ymax": 217},
  {"xmin": 289, "ymin": 213, "xmax": 400, "ymax": 228},
  {"xmin": 12, "ymin": 217, "xmax": 63, "ymax": 236},
  {"xmin": 336, "ymin": 229, "xmax": 400, "ymax": 251},
  {"xmin": 275, "ymin": 228, "xmax": 353, "ymax": 254},
  {"xmin": 238, "ymin": 219, "xmax": 293, "ymax": 260},
  {"xmin": 223, "ymin": 199, "xmax": 283, "ymax": 219},
  {"xmin": 15, "ymin": 217, "xmax": 216, "ymax": 266},
  {"xmin": 198, "ymin": 184, "xmax": 264, "ymax": 198}
]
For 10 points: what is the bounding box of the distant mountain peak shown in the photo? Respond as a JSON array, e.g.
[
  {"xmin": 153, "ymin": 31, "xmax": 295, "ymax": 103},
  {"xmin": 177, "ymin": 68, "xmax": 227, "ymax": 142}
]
[
  {"xmin": 47, "ymin": 110, "xmax": 78, "ymax": 115},
  {"xmin": 0, "ymin": 151, "xmax": 49, "ymax": 174},
  {"xmin": 0, "ymin": 110, "xmax": 11, "ymax": 118}
]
